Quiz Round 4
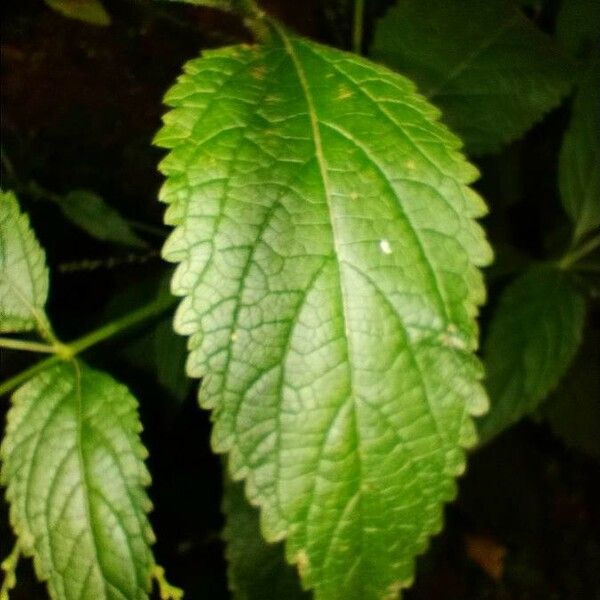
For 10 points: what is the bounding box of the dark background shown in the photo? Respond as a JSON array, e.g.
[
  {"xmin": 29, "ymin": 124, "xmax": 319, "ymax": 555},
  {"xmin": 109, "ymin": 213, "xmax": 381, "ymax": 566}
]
[{"xmin": 1, "ymin": 1, "xmax": 599, "ymax": 598}]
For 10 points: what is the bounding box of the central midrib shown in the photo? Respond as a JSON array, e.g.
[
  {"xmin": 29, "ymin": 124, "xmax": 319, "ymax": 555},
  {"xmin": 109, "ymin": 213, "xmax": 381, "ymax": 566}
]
[{"xmin": 272, "ymin": 22, "xmax": 366, "ymax": 589}]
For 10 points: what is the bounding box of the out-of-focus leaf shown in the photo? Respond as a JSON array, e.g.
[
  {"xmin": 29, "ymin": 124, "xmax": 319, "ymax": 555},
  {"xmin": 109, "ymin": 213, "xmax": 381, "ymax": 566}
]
[
  {"xmin": 543, "ymin": 318, "xmax": 600, "ymax": 460},
  {"xmin": 479, "ymin": 267, "xmax": 586, "ymax": 443},
  {"xmin": 556, "ymin": 0, "xmax": 600, "ymax": 59},
  {"xmin": 44, "ymin": 0, "xmax": 111, "ymax": 26},
  {"xmin": 370, "ymin": 0, "xmax": 574, "ymax": 154},
  {"xmin": 559, "ymin": 51, "xmax": 600, "ymax": 243},
  {"xmin": 154, "ymin": 318, "xmax": 192, "ymax": 403},
  {"xmin": 222, "ymin": 478, "xmax": 309, "ymax": 600},
  {"xmin": 56, "ymin": 189, "xmax": 147, "ymax": 248}
]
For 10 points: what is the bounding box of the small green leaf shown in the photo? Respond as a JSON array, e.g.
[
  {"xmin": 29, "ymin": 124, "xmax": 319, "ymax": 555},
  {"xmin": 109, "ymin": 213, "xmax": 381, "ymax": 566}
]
[
  {"xmin": 223, "ymin": 477, "xmax": 309, "ymax": 600},
  {"xmin": 0, "ymin": 190, "xmax": 49, "ymax": 333},
  {"xmin": 559, "ymin": 51, "xmax": 600, "ymax": 243},
  {"xmin": 156, "ymin": 24, "xmax": 491, "ymax": 598},
  {"xmin": 0, "ymin": 361, "xmax": 155, "ymax": 599},
  {"xmin": 478, "ymin": 268, "xmax": 586, "ymax": 443},
  {"xmin": 370, "ymin": 0, "xmax": 574, "ymax": 154},
  {"xmin": 556, "ymin": 0, "xmax": 600, "ymax": 59},
  {"xmin": 45, "ymin": 0, "xmax": 111, "ymax": 26},
  {"xmin": 154, "ymin": 318, "xmax": 192, "ymax": 402},
  {"xmin": 155, "ymin": 0, "xmax": 237, "ymax": 11},
  {"xmin": 57, "ymin": 189, "xmax": 147, "ymax": 248},
  {"xmin": 543, "ymin": 321, "xmax": 600, "ymax": 460}
]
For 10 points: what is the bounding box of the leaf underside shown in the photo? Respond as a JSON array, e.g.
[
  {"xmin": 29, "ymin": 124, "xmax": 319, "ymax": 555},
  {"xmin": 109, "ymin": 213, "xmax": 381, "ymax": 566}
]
[
  {"xmin": 0, "ymin": 190, "xmax": 49, "ymax": 333},
  {"xmin": 0, "ymin": 361, "xmax": 154, "ymax": 600},
  {"xmin": 370, "ymin": 0, "xmax": 574, "ymax": 154},
  {"xmin": 156, "ymin": 25, "xmax": 491, "ymax": 599},
  {"xmin": 478, "ymin": 268, "xmax": 586, "ymax": 444}
]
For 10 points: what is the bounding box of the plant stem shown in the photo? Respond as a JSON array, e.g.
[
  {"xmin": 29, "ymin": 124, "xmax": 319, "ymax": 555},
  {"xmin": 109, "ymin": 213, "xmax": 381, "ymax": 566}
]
[
  {"xmin": 0, "ymin": 294, "xmax": 177, "ymax": 397},
  {"xmin": 0, "ymin": 337, "xmax": 57, "ymax": 353},
  {"xmin": 560, "ymin": 233, "xmax": 600, "ymax": 269},
  {"xmin": 352, "ymin": 0, "xmax": 365, "ymax": 54}
]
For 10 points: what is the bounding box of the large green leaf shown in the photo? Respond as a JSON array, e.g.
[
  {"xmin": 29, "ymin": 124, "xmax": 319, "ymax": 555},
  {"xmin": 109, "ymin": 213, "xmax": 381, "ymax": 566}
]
[
  {"xmin": 156, "ymin": 24, "xmax": 491, "ymax": 599},
  {"xmin": 559, "ymin": 51, "xmax": 600, "ymax": 243},
  {"xmin": 223, "ymin": 477, "xmax": 308, "ymax": 600},
  {"xmin": 370, "ymin": 0, "xmax": 574, "ymax": 154},
  {"xmin": 0, "ymin": 190, "xmax": 49, "ymax": 333},
  {"xmin": 478, "ymin": 268, "xmax": 586, "ymax": 443},
  {"xmin": 0, "ymin": 361, "xmax": 154, "ymax": 599}
]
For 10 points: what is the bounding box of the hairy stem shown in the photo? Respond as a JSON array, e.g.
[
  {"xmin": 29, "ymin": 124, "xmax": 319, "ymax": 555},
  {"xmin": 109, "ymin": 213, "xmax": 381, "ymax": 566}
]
[
  {"xmin": 560, "ymin": 233, "xmax": 600, "ymax": 269},
  {"xmin": 0, "ymin": 337, "xmax": 57, "ymax": 353},
  {"xmin": 352, "ymin": 0, "xmax": 365, "ymax": 54},
  {"xmin": 0, "ymin": 294, "xmax": 177, "ymax": 397}
]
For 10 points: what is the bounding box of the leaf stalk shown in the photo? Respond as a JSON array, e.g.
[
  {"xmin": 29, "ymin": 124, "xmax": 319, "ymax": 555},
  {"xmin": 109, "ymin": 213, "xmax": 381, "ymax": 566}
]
[{"xmin": 0, "ymin": 294, "xmax": 177, "ymax": 397}]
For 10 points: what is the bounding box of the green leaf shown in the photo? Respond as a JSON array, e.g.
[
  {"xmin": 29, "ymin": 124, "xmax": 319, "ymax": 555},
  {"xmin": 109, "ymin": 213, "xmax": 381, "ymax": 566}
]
[
  {"xmin": 155, "ymin": 0, "xmax": 239, "ymax": 11},
  {"xmin": 0, "ymin": 361, "xmax": 155, "ymax": 599},
  {"xmin": 0, "ymin": 190, "xmax": 49, "ymax": 333},
  {"xmin": 44, "ymin": 0, "xmax": 111, "ymax": 26},
  {"xmin": 156, "ymin": 24, "xmax": 491, "ymax": 598},
  {"xmin": 370, "ymin": 0, "xmax": 574, "ymax": 154},
  {"xmin": 559, "ymin": 51, "xmax": 600, "ymax": 243},
  {"xmin": 542, "ymin": 319, "xmax": 600, "ymax": 460},
  {"xmin": 556, "ymin": 0, "xmax": 600, "ymax": 59},
  {"xmin": 223, "ymin": 477, "xmax": 309, "ymax": 600},
  {"xmin": 542, "ymin": 320, "xmax": 600, "ymax": 459},
  {"xmin": 478, "ymin": 268, "xmax": 586, "ymax": 443},
  {"xmin": 57, "ymin": 189, "xmax": 147, "ymax": 248},
  {"xmin": 154, "ymin": 318, "xmax": 192, "ymax": 403}
]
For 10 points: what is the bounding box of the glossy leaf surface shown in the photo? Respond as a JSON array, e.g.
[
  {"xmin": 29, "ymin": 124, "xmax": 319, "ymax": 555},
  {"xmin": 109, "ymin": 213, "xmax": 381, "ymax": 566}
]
[
  {"xmin": 1, "ymin": 362, "xmax": 154, "ymax": 599},
  {"xmin": 156, "ymin": 25, "xmax": 491, "ymax": 599},
  {"xmin": 0, "ymin": 190, "xmax": 49, "ymax": 333}
]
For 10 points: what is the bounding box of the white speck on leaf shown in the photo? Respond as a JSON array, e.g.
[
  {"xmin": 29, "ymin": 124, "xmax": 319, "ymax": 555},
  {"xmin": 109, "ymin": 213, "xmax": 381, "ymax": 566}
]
[{"xmin": 380, "ymin": 239, "xmax": 392, "ymax": 254}]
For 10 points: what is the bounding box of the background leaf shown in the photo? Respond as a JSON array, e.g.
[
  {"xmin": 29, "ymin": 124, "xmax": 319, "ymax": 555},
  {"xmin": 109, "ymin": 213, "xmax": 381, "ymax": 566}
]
[
  {"xmin": 222, "ymin": 477, "xmax": 308, "ymax": 600},
  {"xmin": 57, "ymin": 189, "xmax": 148, "ymax": 248},
  {"xmin": 156, "ymin": 26, "xmax": 491, "ymax": 598},
  {"xmin": 370, "ymin": 0, "xmax": 574, "ymax": 154},
  {"xmin": 556, "ymin": 0, "xmax": 600, "ymax": 59},
  {"xmin": 542, "ymin": 314, "xmax": 600, "ymax": 460},
  {"xmin": 0, "ymin": 190, "xmax": 49, "ymax": 333},
  {"xmin": 559, "ymin": 50, "xmax": 600, "ymax": 243},
  {"xmin": 0, "ymin": 361, "xmax": 155, "ymax": 599},
  {"xmin": 44, "ymin": 0, "xmax": 111, "ymax": 26},
  {"xmin": 478, "ymin": 268, "xmax": 586, "ymax": 444}
]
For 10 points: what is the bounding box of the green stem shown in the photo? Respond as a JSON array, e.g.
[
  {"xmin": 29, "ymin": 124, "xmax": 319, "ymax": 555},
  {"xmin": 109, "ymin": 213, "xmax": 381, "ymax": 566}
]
[
  {"xmin": 0, "ymin": 544, "xmax": 20, "ymax": 600},
  {"xmin": 0, "ymin": 337, "xmax": 57, "ymax": 353},
  {"xmin": 0, "ymin": 294, "xmax": 176, "ymax": 397},
  {"xmin": 352, "ymin": 0, "xmax": 365, "ymax": 54},
  {"xmin": 560, "ymin": 233, "xmax": 600, "ymax": 269}
]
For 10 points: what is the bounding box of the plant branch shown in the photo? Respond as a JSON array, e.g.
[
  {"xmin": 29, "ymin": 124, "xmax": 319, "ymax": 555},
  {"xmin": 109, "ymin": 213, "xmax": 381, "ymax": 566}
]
[
  {"xmin": 0, "ymin": 337, "xmax": 57, "ymax": 353},
  {"xmin": 0, "ymin": 294, "xmax": 177, "ymax": 397},
  {"xmin": 352, "ymin": 0, "xmax": 365, "ymax": 54},
  {"xmin": 560, "ymin": 233, "xmax": 600, "ymax": 269}
]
